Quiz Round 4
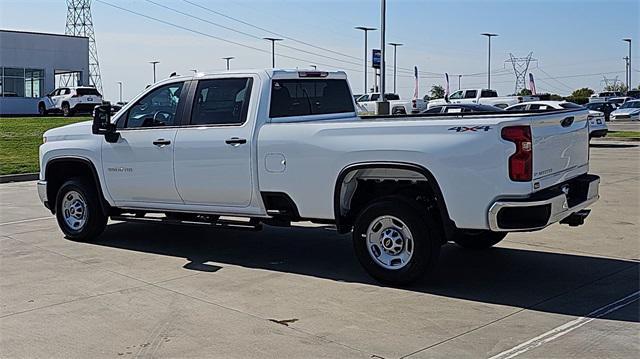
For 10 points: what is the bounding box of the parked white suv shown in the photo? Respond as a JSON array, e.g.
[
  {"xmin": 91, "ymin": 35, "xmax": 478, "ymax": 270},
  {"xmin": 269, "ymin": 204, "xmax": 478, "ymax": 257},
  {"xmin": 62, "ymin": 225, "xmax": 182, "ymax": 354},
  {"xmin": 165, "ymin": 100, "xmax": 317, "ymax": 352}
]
[
  {"xmin": 428, "ymin": 89, "xmax": 538, "ymax": 109},
  {"xmin": 38, "ymin": 86, "xmax": 103, "ymax": 117}
]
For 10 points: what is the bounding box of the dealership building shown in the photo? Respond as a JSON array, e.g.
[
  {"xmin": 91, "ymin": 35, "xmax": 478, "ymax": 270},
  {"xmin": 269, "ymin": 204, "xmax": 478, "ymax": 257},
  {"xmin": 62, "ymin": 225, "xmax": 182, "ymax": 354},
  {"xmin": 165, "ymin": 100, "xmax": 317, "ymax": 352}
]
[{"xmin": 0, "ymin": 30, "xmax": 90, "ymax": 115}]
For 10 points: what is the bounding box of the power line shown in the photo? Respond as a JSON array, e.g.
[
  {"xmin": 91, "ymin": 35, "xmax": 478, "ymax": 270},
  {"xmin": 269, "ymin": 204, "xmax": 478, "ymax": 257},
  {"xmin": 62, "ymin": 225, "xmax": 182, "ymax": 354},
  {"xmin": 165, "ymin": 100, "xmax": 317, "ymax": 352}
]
[
  {"xmin": 94, "ymin": 0, "xmax": 365, "ymax": 72},
  {"xmin": 536, "ymin": 67, "xmax": 573, "ymax": 91}
]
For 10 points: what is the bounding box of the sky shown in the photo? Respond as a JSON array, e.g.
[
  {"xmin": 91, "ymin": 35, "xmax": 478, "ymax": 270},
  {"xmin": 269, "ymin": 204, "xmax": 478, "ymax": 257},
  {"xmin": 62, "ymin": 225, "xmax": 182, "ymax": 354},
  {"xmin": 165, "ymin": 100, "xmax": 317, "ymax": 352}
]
[{"xmin": 1, "ymin": 0, "xmax": 638, "ymax": 101}]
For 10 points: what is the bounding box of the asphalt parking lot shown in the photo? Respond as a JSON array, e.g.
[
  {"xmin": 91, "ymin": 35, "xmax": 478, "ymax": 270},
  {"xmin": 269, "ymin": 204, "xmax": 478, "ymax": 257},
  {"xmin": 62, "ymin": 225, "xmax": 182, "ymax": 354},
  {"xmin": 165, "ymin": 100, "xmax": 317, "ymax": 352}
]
[{"xmin": 1, "ymin": 143, "xmax": 638, "ymax": 358}]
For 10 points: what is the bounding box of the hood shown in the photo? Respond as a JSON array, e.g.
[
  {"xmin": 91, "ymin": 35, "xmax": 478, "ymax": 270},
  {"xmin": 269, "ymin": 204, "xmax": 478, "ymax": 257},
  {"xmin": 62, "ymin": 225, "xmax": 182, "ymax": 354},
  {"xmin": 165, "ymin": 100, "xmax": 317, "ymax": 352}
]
[
  {"xmin": 612, "ymin": 107, "xmax": 640, "ymax": 115},
  {"xmin": 43, "ymin": 120, "xmax": 93, "ymax": 141}
]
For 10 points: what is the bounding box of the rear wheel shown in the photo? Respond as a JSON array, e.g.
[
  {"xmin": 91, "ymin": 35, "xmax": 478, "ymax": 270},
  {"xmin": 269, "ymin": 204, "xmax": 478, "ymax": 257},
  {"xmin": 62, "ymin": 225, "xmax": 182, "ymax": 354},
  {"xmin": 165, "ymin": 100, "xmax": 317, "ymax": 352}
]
[
  {"xmin": 38, "ymin": 103, "xmax": 47, "ymax": 116},
  {"xmin": 55, "ymin": 178, "xmax": 107, "ymax": 241},
  {"xmin": 452, "ymin": 230, "xmax": 507, "ymax": 250},
  {"xmin": 353, "ymin": 196, "xmax": 441, "ymax": 285}
]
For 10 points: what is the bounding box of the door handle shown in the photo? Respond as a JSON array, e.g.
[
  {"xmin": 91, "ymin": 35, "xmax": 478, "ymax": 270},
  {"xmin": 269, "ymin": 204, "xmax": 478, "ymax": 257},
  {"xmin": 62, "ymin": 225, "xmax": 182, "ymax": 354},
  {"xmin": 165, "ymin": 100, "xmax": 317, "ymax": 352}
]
[
  {"xmin": 225, "ymin": 137, "xmax": 247, "ymax": 146},
  {"xmin": 153, "ymin": 139, "xmax": 171, "ymax": 147}
]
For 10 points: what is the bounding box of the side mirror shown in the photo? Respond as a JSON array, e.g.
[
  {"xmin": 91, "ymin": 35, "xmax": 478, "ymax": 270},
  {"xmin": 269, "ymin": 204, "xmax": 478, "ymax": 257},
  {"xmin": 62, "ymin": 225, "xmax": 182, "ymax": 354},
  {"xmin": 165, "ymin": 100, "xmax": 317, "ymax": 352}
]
[{"xmin": 92, "ymin": 103, "xmax": 120, "ymax": 143}]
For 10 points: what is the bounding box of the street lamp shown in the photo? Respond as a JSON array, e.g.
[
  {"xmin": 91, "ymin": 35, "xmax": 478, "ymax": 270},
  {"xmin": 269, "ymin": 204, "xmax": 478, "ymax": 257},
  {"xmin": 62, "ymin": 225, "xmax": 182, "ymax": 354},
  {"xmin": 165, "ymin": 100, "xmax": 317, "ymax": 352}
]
[
  {"xmin": 117, "ymin": 81, "xmax": 122, "ymax": 103},
  {"xmin": 388, "ymin": 42, "xmax": 403, "ymax": 93},
  {"xmin": 222, "ymin": 56, "xmax": 234, "ymax": 70},
  {"xmin": 149, "ymin": 61, "xmax": 160, "ymax": 83},
  {"xmin": 263, "ymin": 38, "xmax": 283, "ymax": 68},
  {"xmin": 623, "ymin": 38, "xmax": 632, "ymax": 90},
  {"xmin": 355, "ymin": 26, "xmax": 377, "ymax": 94},
  {"xmin": 481, "ymin": 33, "xmax": 498, "ymax": 89},
  {"xmin": 378, "ymin": 0, "xmax": 389, "ymax": 115}
]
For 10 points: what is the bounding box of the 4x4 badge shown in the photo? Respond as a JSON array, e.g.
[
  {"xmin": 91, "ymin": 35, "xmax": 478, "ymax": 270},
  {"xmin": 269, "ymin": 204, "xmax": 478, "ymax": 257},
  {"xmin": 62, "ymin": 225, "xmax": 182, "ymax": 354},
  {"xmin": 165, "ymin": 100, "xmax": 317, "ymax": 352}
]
[{"xmin": 448, "ymin": 126, "xmax": 492, "ymax": 132}]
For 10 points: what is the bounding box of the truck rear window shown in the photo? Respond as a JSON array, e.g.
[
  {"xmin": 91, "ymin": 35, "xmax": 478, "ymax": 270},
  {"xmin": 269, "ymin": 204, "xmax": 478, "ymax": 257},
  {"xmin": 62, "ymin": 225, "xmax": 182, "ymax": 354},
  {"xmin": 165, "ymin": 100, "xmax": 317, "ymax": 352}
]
[
  {"xmin": 76, "ymin": 88, "xmax": 102, "ymax": 96},
  {"xmin": 269, "ymin": 79, "xmax": 354, "ymax": 118}
]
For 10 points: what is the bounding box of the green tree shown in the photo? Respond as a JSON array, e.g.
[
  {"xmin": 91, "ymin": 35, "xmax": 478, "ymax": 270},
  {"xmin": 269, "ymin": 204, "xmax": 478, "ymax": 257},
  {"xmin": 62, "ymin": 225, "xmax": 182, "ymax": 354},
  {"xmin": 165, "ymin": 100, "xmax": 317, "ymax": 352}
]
[
  {"xmin": 517, "ymin": 88, "xmax": 532, "ymax": 96},
  {"xmin": 571, "ymin": 88, "xmax": 594, "ymax": 98},
  {"xmin": 430, "ymin": 85, "xmax": 445, "ymax": 99}
]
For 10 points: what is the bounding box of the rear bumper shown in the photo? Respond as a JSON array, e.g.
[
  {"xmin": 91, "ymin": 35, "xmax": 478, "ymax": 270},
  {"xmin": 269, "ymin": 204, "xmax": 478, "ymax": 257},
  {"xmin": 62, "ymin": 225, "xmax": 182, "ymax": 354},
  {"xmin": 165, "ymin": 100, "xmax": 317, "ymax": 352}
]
[
  {"xmin": 488, "ymin": 174, "xmax": 600, "ymax": 231},
  {"xmin": 590, "ymin": 129, "xmax": 608, "ymax": 138}
]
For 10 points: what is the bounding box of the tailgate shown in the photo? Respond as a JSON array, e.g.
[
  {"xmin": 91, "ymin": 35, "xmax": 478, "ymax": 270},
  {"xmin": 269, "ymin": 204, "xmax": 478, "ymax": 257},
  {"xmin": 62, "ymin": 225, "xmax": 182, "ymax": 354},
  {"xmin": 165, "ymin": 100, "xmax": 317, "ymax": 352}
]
[{"xmin": 530, "ymin": 109, "xmax": 589, "ymax": 191}]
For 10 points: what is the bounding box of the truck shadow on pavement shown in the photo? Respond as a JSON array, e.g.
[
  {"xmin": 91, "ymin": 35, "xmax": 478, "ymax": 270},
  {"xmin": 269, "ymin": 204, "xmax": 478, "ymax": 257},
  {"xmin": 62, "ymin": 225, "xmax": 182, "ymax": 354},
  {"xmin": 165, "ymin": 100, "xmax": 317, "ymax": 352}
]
[{"xmin": 92, "ymin": 221, "xmax": 639, "ymax": 322}]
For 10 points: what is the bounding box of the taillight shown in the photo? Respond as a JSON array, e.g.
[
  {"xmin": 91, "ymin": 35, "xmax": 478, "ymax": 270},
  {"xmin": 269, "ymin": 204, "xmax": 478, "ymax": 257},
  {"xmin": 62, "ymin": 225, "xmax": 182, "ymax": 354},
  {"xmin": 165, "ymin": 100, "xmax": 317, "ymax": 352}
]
[{"xmin": 501, "ymin": 125, "xmax": 532, "ymax": 181}]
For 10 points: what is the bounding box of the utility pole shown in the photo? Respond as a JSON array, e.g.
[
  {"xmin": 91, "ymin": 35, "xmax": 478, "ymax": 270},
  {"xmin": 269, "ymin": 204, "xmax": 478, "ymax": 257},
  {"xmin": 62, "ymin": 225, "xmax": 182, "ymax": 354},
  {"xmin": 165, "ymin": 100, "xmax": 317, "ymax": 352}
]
[
  {"xmin": 355, "ymin": 26, "xmax": 377, "ymax": 94},
  {"xmin": 481, "ymin": 33, "xmax": 498, "ymax": 89},
  {"xmin": 222, "ymin": 56, "xmax": 234, "ymax": 70},
  {"xmin": 149, "ymin": 61, "xmax": 159, "ymax": 83},
  {"xmin": 377, "ymin": 0, "xmax": 389, "ymax": 115},
  {"xmin": 389, "ymin": 42, "xmax": 403, "ymax": 93},
  {"xmin": 263, "ymin": 37, "xmax": 283, "ymax": 68},
  {"xmin": 117, "ymin": 81, "xmax": 122, "ymax": 103},
  {"xmin": 64, "ymin": 0, "xmax": 102, "ymax": 92},
  {"xmin": 458, "ymin": 75, "xmax": 462, "ymax": 90},
  {"xmin": 623, "ymin": 38, "xmax": 631, "ymax": 90},
  {"xmin": 624, "ymin": 56, "xmax": 630, "ymax": 90}
]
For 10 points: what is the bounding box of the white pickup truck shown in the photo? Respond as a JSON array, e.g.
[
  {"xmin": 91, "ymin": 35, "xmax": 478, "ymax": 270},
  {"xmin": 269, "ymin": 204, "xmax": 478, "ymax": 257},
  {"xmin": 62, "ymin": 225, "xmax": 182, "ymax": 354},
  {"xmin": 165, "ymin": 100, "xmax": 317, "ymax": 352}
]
[
  {"xmin": 428, "ymin": 88, "xmax": 538, "ymax": 109},
  {"xmin": 38, "ymin": 69, "xmax": 599, "ymax": 285},
  {"xmin": 356, "ymin": 93, "xmax": 427, "ymax": 115}
]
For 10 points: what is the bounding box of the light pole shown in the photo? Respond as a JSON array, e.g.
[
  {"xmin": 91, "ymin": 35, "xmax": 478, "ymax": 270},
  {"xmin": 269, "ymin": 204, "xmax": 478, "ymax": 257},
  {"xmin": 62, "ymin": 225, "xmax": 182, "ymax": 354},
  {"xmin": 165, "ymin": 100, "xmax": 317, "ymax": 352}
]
[
  {"xmin": 117, "ymin": 81, "xmax": 122, "ymax": 103},
  {"xmin": 481, "ymin": 33, "xmax": 498, "ymax": 89},
  {"xmin": 222, "ymin": 56, "xmax": 234, "ymax": 70},
  {"xmin": 355, "ymin": 26, "xmax": 377, "ymax": 94},
  {"xmin": 623, "ymin": 38, "xmax": 632, "ymax": 90},
  {"xmin": 458, "ymin": 75, "xmax": 462, "ymax": 90},
  {"xmin": 263, "ymin": 38, "xmax": 283, "ymax": 68},
  {"xmin": 378, "ymin": 0, "xmax": 389, "ymax": 115},
  {"xmin": 388, "ymin": 42, "xmax": 403, "ymax": 94},
  {"xmin": 149, "ymin": 61, "xmax": 159, "ymax": 83}
]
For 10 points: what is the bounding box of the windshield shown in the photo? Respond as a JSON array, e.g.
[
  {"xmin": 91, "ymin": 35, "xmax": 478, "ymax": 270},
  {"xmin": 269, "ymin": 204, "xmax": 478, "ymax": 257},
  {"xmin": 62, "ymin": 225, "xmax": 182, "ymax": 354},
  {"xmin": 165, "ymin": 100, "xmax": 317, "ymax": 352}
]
[{"xmin": 620, "ymin": 101, "xmax": 640, "ymax": 109}]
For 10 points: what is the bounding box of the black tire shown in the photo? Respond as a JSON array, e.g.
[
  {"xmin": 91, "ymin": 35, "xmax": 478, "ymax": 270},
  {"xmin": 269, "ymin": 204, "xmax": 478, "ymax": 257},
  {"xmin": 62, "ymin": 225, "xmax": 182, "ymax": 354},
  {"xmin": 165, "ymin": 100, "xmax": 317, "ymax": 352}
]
[
  {"xmin": 38, "ymin": 103, "xmax": 47, "ymax": 116},
  {"xmin": 62, "ymin": 102, "xmax": 73, "ymax": 117},
  {"xmin": 452, "ymin": 230, "xmax": 507, "ymax": 250},
  {"xmin": 353, "ymin": 196, "xmax": 441, "ymax": 285},
  {"xmin": 55, "ymin": 178, "xmax": 107, "ymax": 241}
]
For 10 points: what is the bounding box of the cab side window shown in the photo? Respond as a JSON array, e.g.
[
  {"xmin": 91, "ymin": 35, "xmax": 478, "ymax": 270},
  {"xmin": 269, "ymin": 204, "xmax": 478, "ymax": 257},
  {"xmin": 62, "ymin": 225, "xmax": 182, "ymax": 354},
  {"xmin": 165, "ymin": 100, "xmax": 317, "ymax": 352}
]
[
  {"xmin": 464, "ymin": 90, "xmax": 477, "ymax": 99},
  {"xmin": 190, "ymin": 78, "xmax": 252, "ymax": 126},
  {"xmin": 124, "ymin": 82, "xmax": 184, "ymax": 128}
]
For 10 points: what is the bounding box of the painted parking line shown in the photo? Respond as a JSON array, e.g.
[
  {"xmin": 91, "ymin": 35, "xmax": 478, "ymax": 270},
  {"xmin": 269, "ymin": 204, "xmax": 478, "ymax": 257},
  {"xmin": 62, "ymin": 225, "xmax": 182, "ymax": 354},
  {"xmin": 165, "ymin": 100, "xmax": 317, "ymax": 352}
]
[
  {"xmin": 489, "ymin": 290, "xmax": 640, "ymax": 359},
  {"xmin": 0, "ymin": 216, "xmax": 53, "ymax": 226}
]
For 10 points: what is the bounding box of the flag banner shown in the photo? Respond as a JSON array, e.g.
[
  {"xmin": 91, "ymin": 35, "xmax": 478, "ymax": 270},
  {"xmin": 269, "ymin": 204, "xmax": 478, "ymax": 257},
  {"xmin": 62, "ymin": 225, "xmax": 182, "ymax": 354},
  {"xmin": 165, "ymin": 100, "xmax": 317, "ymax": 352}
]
[
  {"xmin": 413, "ymin": 66, "xmax": 419, "ymax": 100},
  {"xmin": 529, "ymin": 73, "xmax": 537, "ymax": 95},
  {"xmin": 445, "ymin": 73, "xmax": 450, "ymax": 97}
]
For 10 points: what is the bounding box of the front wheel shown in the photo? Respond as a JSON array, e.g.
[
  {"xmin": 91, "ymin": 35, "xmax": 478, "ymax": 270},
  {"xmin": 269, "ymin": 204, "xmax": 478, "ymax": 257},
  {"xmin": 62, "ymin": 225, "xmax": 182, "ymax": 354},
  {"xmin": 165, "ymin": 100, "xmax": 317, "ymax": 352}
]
[
  {"xmin": 55, "ymin": 178, "xmax": 107, "ymax": 241},
  {"xmin": 38, "ymin": 103, "xmax": 47, "ymax": 116},
  {"xmin": 452, "ymin": 230, "xmax": 507, "ymax": 250},
  {"xmin": 62, "ymin": 103, "xmax": 73, "ymax": 117},
  {"xmin": 353, "ymin": 196, "xmax": 441, "ymax": 285}
]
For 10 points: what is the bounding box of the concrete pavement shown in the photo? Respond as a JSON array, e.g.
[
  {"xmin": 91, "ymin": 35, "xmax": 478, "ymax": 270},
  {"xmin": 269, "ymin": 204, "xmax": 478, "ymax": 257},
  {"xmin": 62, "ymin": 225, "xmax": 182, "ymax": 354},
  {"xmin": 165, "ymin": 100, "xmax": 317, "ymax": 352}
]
[{"xmin": 0, "ymin": 144, "xmax": 638, "ymax": 358}]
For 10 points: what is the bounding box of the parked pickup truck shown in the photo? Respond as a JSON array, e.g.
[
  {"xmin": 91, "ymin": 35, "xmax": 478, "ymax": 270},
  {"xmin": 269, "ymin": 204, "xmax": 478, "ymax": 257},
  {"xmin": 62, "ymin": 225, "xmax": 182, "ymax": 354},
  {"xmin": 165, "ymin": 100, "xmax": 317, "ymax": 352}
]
[
  {"xmin": 356, "ymin": 93, "xmax": 427, "ymax": 115},
  {"xmin": 38, "ymin": 69, "xmax": 599, "ymax": 285},
  {"xmin": 428, "ymin": 88, "xmax": 538, "ymax": 109}
]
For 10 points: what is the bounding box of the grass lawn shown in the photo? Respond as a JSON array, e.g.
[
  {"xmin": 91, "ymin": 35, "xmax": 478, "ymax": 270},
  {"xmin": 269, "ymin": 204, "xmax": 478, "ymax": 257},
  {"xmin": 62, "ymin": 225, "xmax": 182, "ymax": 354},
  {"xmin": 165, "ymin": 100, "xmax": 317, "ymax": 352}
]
[
  {"xmin": 607, "ymin": 131, "xmax": 640, "ymax": 140},
  {"xmin": 0, "ymin": 116, "xmax": 89, "ymax": 175}
]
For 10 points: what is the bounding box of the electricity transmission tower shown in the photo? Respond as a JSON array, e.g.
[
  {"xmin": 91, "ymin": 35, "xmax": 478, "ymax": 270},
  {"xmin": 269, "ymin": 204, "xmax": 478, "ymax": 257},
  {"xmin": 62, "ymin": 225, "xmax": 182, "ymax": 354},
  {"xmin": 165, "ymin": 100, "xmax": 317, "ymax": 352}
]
[
  {"xmin": 601, "ymin": 76, "xmax": 621, "ymax": 91},
  {"xmin": 63, "ymin": 0, "xmax": 102, "ymax": 92},
  {"xmin": 505, "ymin": 52, "xmax": 537, "ymax": 94}
]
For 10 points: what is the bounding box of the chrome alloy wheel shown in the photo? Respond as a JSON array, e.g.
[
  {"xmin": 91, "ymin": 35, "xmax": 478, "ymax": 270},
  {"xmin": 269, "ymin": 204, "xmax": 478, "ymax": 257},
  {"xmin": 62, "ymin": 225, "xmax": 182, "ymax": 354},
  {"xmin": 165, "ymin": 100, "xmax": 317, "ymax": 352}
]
[
  {"xmin": 62, "ymin": 190, "xmax": 87, "ymax": 231},
  {"xmin": 366, "ymin": 215, "xmax": 414, "ymax": 270}
]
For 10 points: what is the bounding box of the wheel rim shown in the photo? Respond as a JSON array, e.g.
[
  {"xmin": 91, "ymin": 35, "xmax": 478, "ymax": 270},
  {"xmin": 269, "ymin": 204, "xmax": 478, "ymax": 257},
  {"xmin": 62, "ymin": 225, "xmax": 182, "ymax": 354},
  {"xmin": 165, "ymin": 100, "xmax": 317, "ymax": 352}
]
[
  {"xmin": 61, "ymin": 190, "xmax": 88, "ymax": 231},
  {"xmin": 366, "ymin": 215, "xmax": 414, "ymax": 270}
]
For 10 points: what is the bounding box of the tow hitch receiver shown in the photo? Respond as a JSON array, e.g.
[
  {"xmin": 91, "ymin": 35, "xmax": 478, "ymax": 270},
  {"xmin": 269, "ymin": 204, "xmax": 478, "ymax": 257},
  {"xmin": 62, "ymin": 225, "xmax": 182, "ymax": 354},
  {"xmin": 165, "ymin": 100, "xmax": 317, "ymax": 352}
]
[{"xmin": 560, "ymin": 209, "xmax": 591, "ymax": 227}]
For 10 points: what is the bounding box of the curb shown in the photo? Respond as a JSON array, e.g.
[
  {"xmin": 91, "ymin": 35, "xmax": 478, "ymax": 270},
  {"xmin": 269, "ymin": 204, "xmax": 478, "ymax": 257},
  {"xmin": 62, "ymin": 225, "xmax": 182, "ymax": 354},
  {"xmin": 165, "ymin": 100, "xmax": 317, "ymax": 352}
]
[{"xmin": 0, "ymin": 173, "xmax": 39, "ymax": 184}]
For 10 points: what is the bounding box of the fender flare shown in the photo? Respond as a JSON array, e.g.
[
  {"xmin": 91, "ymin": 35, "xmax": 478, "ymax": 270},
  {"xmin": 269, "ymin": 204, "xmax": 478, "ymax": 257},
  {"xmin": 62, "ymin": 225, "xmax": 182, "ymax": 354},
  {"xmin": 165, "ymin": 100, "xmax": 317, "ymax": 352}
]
[
  {"xmin": 333, "ymin": 161, "xmax": 456, "ymax": 236},
  {"xmin": 45, "ymin": 157, "xmax": 110, "ymax": 214}
]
